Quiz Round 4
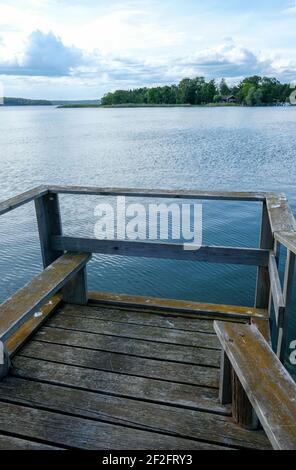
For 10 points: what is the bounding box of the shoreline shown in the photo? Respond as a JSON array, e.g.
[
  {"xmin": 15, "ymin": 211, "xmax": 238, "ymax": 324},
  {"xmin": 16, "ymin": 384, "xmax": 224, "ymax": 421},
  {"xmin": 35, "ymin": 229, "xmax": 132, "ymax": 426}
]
[{"xmin": 57, "ymin": 102, "xmax": 292, "ymax": 109}]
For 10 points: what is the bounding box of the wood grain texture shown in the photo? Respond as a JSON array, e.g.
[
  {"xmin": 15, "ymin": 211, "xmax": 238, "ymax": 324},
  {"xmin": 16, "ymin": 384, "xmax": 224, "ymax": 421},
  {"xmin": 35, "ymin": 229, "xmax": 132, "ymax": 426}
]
[
  {"xmin": 11, "ymin": 356, "xmax": 227, "ymax": 414},
  {"xmin": 266, "ymin": 195, "xmax": 296, "ymax": 233},
  {"xmin": 47, "ymin": 312, "xmax": 220, "ymax": 349},
  {"xmin": 0, "ymin": 185, "xmax": 48, "ymax": 216},
  {"xmin": 64, "ymin": 303, "xmax": 216, "ymax": 333},
  {"xmin": 0, "ymin": 376, "xmax": 271, "ymax": 449},
  {"xmin": 0, "ymin": 401, "xmax": 229, "ymax": 450},
  {"xmin": 52, "ymin": 236, "xmax": 269, "ymax": 266},
  {"xmin": 35, "ymin": 326, "xmax": 221, "ymax": 366},
  {"xmin": 275, "ymin": 231, "xmax": 296, "ymax": 255},
  {"xmin": 255, "ymin": 202, "xmax": 273, "ymax": 310},
  {"xmin": 88, "ymin": 291, "xmax": 268, "ymax": 321},
  {"xmin": 277, "ymin": 250, "xmax": 295, "ymax": 361},
  {"xmin": 0, "ymin": 434, "xmax": 63, "ymax": 450},
  {"xmin": 49, "ymin": 185, "xmax": 270, "ymax": 201},
  {"xmin": 5, "ymin": 294, "xmax": 62, "ymax": 356},
  {"xmin": 268, "ymin": 253, "xmax": 285, "ymax": 324},
  {"xmin": 20, "ymin": 340, "xmax": 219, "ymax": 388},
  {"xmin": 34, "ymin": 192, "xmax": 63, "ymax": 267},
  {"xmin": 0, "ymin": 253, "xmax": 91, "ymax": 343},
  {"xmin": 214, "ymin": 321, "xmax": 296, "ymax": 450}
]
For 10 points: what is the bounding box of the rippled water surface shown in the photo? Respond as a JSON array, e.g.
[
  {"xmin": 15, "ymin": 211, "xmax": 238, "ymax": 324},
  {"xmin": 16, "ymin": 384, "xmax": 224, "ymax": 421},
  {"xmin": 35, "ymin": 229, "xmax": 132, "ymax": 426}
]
[{"xmin": 0, "ymin": 106, "xmax": 295, "ymax": 368}]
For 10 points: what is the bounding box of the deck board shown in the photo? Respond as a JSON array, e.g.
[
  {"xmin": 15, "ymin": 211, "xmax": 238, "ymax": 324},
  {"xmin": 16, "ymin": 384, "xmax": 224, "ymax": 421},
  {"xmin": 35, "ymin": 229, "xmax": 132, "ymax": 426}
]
[
  {"xmin": 12, "ymin": 356, "xmax": 227, "ymax": 414},
  {"xmin": 47, "ymin": 311, "xmax": 220, "ymax": 349},
  {"xmin": 35, "ymin": 326, "xmax": 220, "ymax": 366},
  {"xmin": 19, "ymin": 341, "xmax": 219, "ymax": 388},
  {"xmin": 0, "ymin": 302, "xmax": 271, "ymax": 450},
  {"xmin": 62, "ymin": 303, "xmax": 216, "ymax": 333},
  {"xmin": 0, "ymin": 377, "xmax": 270, "ymax": 449}
]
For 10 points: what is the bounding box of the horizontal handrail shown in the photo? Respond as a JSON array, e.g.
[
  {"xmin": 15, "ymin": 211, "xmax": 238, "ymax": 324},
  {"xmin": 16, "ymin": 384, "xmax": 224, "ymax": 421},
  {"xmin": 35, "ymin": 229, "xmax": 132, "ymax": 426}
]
[
  {"xmin": 48, "ymin": 185, "xmax": 272, "ymax": 201},
  {"xmin": 0, "ymin": 252, "xmax": 91, "ymax": 343},
  {"xmin": 275, "ymin": 231, "xmax": 296, "ymax": 255},
  {"xmin": 266, "ymin": 195, "xmax": 296, "ymax": 234},
  {"xmin": 0, "ymin": 186, "xmax": 280, "ymax": 219},
  {"xmin": 51, "ymin": 235, "xmax": 270, "ymax": 266},
  {"xmin": 0, "ymin": 186, "xmax": 48, "ymax": 216}
]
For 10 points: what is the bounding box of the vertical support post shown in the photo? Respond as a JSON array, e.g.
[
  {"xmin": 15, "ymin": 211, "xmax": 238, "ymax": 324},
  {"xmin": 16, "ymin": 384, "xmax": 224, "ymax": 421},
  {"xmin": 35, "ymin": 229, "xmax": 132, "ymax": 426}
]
[
  {"xmin": 277, "ymin": 249, "xmax": 295, "ymax": 362},
  {"xmin": 255, "ymin": 202, "xmax": 273, "ymax": 309},
  {"xmin": 62, "ymin": 267, "xmax": 88, "ymax": 305},
  {"xmin": 35, "ymin": 192, "xmax": 63, "ymax": 268},
  {"xmin": 232, "ymin": 370, "xmax": 258, "ymax": 430},
  {"xmin": 0, "ymin": 341, "xmax": 11, "ymax": 380},
  {"xmin": 219, "ymin": 350, "xmax": 232, "ymax": 404}
]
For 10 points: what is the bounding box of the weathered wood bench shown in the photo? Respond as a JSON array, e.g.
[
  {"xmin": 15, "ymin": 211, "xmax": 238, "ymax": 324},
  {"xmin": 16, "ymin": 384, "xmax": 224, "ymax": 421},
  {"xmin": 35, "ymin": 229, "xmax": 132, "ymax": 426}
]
[
  {"xmin": 0, "ymin": 252, "xmax": 91, "ymax": 379},
  {"xmin": 214, "ymin": 320, "xmax": 296, "ymax": 450}
]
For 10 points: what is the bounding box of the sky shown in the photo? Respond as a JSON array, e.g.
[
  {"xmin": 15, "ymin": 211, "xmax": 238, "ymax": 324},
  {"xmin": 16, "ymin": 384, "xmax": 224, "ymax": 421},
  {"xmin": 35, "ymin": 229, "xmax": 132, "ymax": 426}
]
[{"xmin": 0, "ymin": 0, "xmax": 296, "ymax": 100}]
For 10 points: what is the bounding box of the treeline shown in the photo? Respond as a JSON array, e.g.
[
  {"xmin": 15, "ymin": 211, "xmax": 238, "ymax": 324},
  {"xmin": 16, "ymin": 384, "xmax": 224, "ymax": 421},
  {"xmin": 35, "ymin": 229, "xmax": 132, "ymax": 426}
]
[
  {"xmin": 3, "ymin": 97, "xmax": 52, "ymax": 106},
  {"xmin": 101, "ymin": 76, "xmax": 292, "ymax": 106}
]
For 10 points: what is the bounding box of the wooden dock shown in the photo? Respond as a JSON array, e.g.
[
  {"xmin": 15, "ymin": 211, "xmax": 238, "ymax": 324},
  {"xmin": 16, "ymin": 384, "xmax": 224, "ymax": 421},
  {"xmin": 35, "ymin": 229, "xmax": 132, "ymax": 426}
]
[{"xmin": 0, "ymin": 186, "xmax": 296, "ymax": 450}]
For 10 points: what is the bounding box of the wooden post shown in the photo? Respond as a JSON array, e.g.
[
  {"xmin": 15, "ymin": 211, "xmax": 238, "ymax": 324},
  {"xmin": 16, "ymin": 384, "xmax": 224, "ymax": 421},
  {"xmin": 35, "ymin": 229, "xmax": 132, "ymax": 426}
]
[
  {"xmin": 255, "ymin": 202, "xmax": 273, "ymax": 309},
  {"xmin": 62, "ymin": 267, "xmax": 88, "ymax": 305},
  {"xmin": 277, "ymin": 249, "xmax": 295, "ymax": 362},
  {"xmin": 232, "ymin": 369, "xmax": 258, "ymax": 430},
  {"xmin": 219, "ymin": 350, "xmax": 232, "ymax": 404},
  {"xmin": 35, "ymin": 192, "xmax": 63, "ymax": 268},
  {"xmin": 0, "ymin": 341, "xmax": 11, "ymax": 380}
]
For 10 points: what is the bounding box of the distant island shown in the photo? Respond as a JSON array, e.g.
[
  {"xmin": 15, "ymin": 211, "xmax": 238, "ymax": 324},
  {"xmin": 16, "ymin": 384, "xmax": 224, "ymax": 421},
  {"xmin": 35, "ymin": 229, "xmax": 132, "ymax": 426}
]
[
  {"xmin": 1, "ymin": 98, "xmax": 99, "ymax": 106},
  {"xmin": 3, "ymin": 97, "xmax": 52, "ymax": 106},
  {"xmin": 99, "ymin": 76, "xmax": 292, "ymax": 107}
]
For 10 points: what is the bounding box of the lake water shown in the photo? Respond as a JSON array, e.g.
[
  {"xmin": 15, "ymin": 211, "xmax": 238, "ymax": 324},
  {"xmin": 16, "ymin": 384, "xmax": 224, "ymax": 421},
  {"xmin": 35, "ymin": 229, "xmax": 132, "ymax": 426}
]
[{"xmin": 0, "ymin": 105, "xmax": 295, "ymax": 371}]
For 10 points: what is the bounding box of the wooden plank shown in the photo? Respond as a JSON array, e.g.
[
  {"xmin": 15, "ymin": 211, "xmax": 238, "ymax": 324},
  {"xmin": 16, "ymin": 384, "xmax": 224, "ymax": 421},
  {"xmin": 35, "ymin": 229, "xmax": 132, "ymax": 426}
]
[
  {"xmin": 89, "ymin": 291, "xmax": 268, "ymax": 321},
  {"xmin": 0, "ymin": 186, "xmax": 48, "ymax": 216},
  {"xmin": 49, "ymin": 184, "xmax": 270, "ymax": 201},
  {"xmin": 35, "ymin": 192, "xmax": 63, "ymax": 267},
  {"xmin": 0, "ymin": 253, "xmax": 91, "ymax": 343},
  {"xmin": 214, "ymin": 321, "xmax": 296, "ymax": 450},
  {"xmin": 20, "ymin": 341, "xmax": 219, "ymax": 388},
  {"xmin": 255, "ymin": 202, "xmax": 273, "ymax": 309},
  {"xmin": 51, "ymin": 236, "xmax": 270, "ymax": 266},
  {"xmin": 0, "ymin": 434, "xmax": 63, "ymax": 450},
  {"xmin": 35, "ymin": 326, "xmax": 221, "ymax": 367},
  {"xmin": 64, "ymin": 303, "xmax": 216, "ymax": 334},
  {"xmin": 12, "ymin": 356, "xmax": 228, "ymax": 415},
  {"xmin": 268, "ymin": 253, "xmax": 285, "ymax": 324},
  {"xmin": 275, "ymin": 231, "xmax": 296, "ymax": 256},
  {"xmin": 277, "ymin": 250, "xmax": 295, "ymax": 361},
  {"xmin": 0, "ymin": 376, "xmax": 271, "ymax": 449},
  {"xmin": 0, "ymin": 401, "xmax": 229, "ymax": 450},
  {"xmin": 5, "ymin": 294, "xmax": 62, "ymax": 356},
  {"xmin": 47, "ymin": 312, "xmax": 220, "ymax": 349},
  {"xmin": 266, "ymin": 195, "xmax": 296, "ymax": 233}
]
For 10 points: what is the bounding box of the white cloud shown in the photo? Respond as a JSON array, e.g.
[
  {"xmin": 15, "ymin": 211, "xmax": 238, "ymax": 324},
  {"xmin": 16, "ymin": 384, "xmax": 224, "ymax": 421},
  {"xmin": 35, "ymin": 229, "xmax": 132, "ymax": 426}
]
[{"xmin": 0, "ymin": 31, "xmax": 84, "ymax": 76}]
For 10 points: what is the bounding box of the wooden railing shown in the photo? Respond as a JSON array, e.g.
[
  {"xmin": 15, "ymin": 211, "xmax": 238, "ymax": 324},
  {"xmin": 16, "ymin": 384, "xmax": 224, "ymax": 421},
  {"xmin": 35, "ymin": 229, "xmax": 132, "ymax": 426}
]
[{"xmin": 0, "ymin": 185, "xmax": 295, "ymax": 363}]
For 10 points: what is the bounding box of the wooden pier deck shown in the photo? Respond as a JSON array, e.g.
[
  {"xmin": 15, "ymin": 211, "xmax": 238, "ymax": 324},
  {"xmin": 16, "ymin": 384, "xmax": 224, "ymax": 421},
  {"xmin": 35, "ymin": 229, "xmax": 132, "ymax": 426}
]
[
  {"xmin": 0, "ymin": 297, "xmax": 271, "ymax": 450},
  {"xmin": 0, "ymin": 186, "xmax": 296, "ymax": 450}
]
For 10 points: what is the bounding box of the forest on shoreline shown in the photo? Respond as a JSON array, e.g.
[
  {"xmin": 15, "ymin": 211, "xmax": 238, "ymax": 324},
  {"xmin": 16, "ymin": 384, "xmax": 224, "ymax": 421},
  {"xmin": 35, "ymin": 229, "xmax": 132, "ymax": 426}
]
[{"xmin": 101, "ymin": 76, "xmax": 292, "ymax": 107}]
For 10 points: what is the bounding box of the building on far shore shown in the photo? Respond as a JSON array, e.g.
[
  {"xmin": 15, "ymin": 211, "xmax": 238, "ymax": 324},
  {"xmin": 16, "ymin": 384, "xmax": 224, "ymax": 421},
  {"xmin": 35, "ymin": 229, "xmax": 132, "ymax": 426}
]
[{"xmin": 221, "ymin": 95, "xmax": 237, "ymax": 103}]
